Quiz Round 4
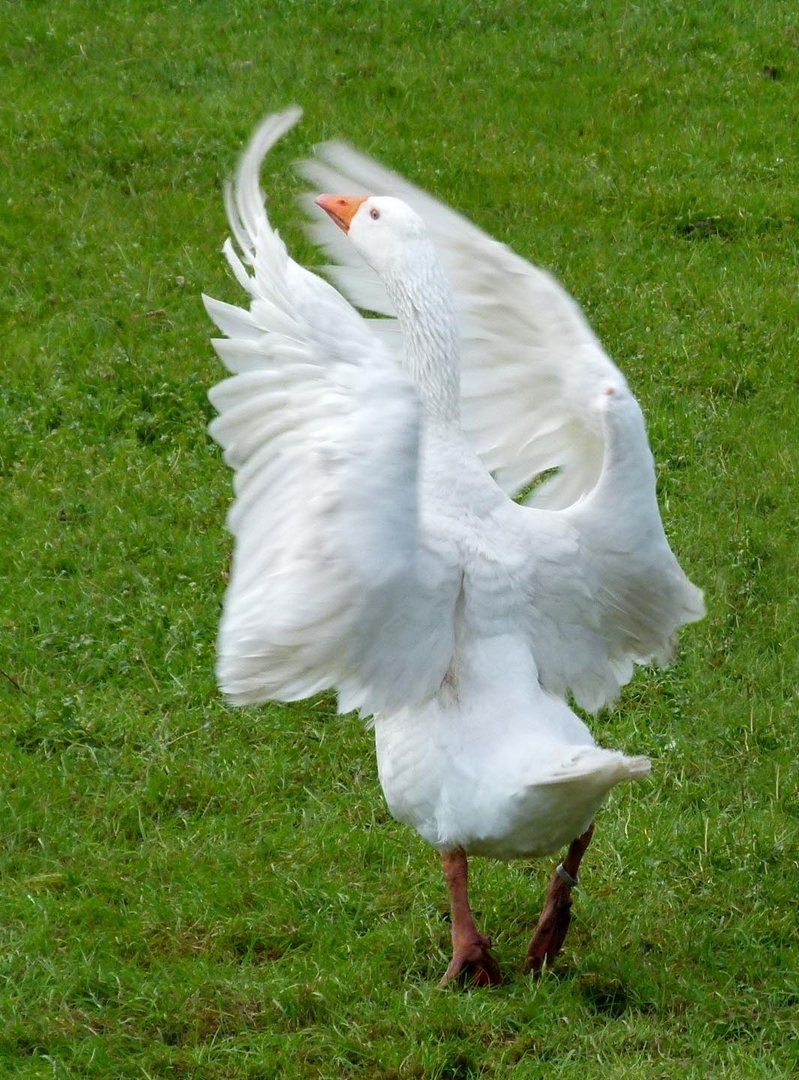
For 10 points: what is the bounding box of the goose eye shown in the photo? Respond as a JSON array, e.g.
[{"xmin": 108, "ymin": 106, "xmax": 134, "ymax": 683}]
[{"xmin": 369, "ymin": 208, "xmax": 380, "ymax": 220}]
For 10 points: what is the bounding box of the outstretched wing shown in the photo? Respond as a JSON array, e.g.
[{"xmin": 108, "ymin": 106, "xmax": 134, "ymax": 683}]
[
  {"xmin": 516, "ymin": 382, "xmax": 705, "ymax": 713},
  {"xmin": 205, "ymin": 109, "xmax": 461, "ymax": 716},
  {"xmin": 298, "ymin": 129, "xmax": 704, "ymax": 710},
  {"xmin": 299, "ymin": 138, "xmax": 626, "ymax": 509}
]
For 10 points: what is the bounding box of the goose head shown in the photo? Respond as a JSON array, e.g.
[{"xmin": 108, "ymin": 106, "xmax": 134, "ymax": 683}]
[{"xmin": 316, "ymin": 193, "xmax": 430, "ymax": 278}]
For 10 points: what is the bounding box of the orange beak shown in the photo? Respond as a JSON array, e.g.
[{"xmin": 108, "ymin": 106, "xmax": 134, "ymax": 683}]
[{"xmin": 315, "ymin": 194, "xmax": 368, "ymax": 233}]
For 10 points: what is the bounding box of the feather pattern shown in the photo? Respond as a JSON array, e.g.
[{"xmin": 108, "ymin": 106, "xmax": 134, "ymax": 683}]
[
  {"xmin": 204, "ymin": 108, "xmax": 704, "ymax": 862},
  {"xmin": 205, "ymin": 112, "xmax": 461, "ymax": 717}
]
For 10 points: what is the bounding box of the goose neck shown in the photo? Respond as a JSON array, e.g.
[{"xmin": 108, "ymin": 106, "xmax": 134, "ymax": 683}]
[{"xmin": 384, "ymin": 257, "xmax": 461, "ymax": 425}]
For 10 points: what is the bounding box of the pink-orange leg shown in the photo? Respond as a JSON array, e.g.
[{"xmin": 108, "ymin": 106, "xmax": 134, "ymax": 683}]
[
  {"xmin": 439, "ymin": 849, "xmax": 502, "ymax": 988},
  {"xmin": 526, "ymin": 822, "xmax": 595, "ymax": 974}
]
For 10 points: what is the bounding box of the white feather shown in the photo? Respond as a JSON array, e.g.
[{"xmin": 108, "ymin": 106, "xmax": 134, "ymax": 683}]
[
  {"xmin": 205, "ymin": 109, "xmax": 460, "ymax": 718},
  {"xmin": 299, "ymin": 140, "xmax": 629, "ymax": 508},
  {"xmin": 205, "ymin": 109, "xmax": 704, "ymax": 864}
]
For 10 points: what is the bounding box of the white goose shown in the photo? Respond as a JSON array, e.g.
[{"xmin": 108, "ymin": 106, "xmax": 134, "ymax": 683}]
[{"xmin": 204, "ymin": 108, "xmax": 704, "ymax": 986}]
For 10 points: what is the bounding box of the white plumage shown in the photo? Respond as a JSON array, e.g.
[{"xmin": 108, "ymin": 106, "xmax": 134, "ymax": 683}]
[{"xmin": 204, "ymin": 108, "xmax": 704, "ymax": 984}]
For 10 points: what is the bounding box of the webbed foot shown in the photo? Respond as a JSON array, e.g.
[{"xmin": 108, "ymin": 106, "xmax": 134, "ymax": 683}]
[
  {"xmin": 439, "ymin": 848, "xmax": 502, "ymax": 988},
  {"xmin": 525, "ymin": 822, "xmax": 595, "ymax": 975},
  {"xmin": 440, "ymin": 932, "xmax": 502, "ymax": 988},
  {"xmin": 525, "ymin": 874, "xmax": 574, "ymax": 973}
]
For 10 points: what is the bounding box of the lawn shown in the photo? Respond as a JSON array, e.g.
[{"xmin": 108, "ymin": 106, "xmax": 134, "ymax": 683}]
[{"xmin": 2, "ymin": 1, "xmax": 797, "ymax": 1077}]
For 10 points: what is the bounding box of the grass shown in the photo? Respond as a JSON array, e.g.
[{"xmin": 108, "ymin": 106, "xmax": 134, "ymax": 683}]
[{"xmin": 2, "ymin": 0, "xmax": 797, "ymax": 1076}]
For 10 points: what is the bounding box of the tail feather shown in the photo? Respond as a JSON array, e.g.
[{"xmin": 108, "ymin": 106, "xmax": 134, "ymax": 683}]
[{"xmin": 539, "ymin": 746, "xmax": 651, "ymax": 787}]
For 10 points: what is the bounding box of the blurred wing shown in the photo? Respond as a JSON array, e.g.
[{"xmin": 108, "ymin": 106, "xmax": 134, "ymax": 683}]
[
  {"xmin": 299, "ymin": 140, "xmax": 625, "ymax": 509},
  {"xmin": 518, "ymin": 384, "xmax": 705, "ymax": 712},
  {"xmin": 206, "ymin": 110, "xmax": 460, "ymax": 715}
]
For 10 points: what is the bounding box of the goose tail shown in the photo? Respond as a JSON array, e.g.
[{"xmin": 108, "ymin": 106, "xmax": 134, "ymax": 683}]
[{"xmin": 540, "ymin": 746, "xmax": 651, "ymax": 788}]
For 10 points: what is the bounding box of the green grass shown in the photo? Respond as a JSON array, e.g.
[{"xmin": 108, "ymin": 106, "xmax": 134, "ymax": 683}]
[{"xmin": 2, "ymin": 0, "xmax": 798, "ymax": 1076}]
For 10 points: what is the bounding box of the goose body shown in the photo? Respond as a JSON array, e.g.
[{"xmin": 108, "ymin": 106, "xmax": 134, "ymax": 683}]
[
  {"xmin": 204, "ymin": 108, "xmax": 704, "ymax": 983},
  {"xmin": 373, "ymin": 430, "xmax": 650, "ymax": 860}
]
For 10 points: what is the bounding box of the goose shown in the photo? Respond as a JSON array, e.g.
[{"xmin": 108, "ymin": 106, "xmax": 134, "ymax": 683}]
[{"xmin": 203, "ymin": 107, "xmax": 704, "ymax": 986}]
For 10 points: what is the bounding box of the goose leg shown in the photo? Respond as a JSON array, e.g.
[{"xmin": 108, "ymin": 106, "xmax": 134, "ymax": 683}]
[
  {"xmin": 439, "ymin": 849, "xmax": 502, "ymax": 987},
  {"xmin": 526, "ymin": 822, "xmax": 595, "ymax": 974}
]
